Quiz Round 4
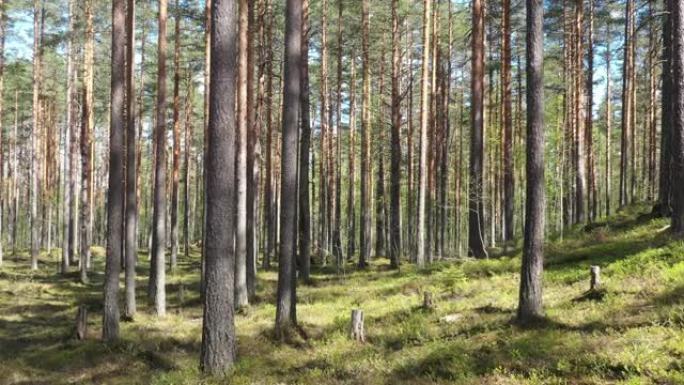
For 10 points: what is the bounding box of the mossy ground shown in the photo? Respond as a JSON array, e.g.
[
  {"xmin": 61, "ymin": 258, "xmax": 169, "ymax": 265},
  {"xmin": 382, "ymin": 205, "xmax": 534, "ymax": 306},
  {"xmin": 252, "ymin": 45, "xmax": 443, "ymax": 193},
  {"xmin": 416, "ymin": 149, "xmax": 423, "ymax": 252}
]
[{"xmin": 2, "ymin": 205, "xmax": 684, "ymax": 384}]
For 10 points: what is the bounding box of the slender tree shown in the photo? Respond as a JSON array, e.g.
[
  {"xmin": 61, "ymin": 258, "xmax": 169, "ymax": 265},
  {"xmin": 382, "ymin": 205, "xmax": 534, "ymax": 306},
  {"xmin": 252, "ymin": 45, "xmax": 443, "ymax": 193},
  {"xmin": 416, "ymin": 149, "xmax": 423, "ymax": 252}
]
[
  {"xmin": 417, "ymin": 0, "xmax": 432, "ymax": 266},
  {"xmin": 150, "ymin": 0, "xmax": 168, "ymax": 317},
  {"xmin": 389, "ymin": 0, "xmax": 401, "ymax": 269},
  {"xmin": 80, "ymin": 0, "xmax": 94, "ymax": 283},
  {"xmin": 671, "ymin": 0, "xmax": 684, "ymax": 234},
  {"xmin": 235, "ymin": 0, "xmax": 249, "ymax": 308},
  {"xmin": 30, "ymin": 0, "xmax": 41, "ymax": 271},
  {"xmin": 657, "ymin": 0, "xmax": 673, "ymax": 217},
  {"xmin": 468, "ymin": 0, "xmax": 487, "ymax": 258},
  {"xmin": 518, "ymin": 0, "xmax": 545, "ymax": 323},
  {"xmin": 170, "ymin": 0, "xmax": 182, "ymax": 272},
  {"xmin": 298, "ymin": 0, "xmax": 312, "ymax": 282},
  {"xmin": 275, "ymin": 0, "xmax": 302, "ymax": 340},
  {"xmin": 501, "ymin": 0, "xmax": 514, "ymax": 243},
  {"xmin": 104, "ymin": 0, "xmax": 126, "ymax": 341},
  {"xmin": 200, "ymin": 0, "xmax": 237, "ymax": 372},
  {"xmin": 359, "ymin": 0, "xmax": 371, "ymax": 269},
  {"xmin": 124, "ymin": 0, "xmax": 137, "ymax": 319}
]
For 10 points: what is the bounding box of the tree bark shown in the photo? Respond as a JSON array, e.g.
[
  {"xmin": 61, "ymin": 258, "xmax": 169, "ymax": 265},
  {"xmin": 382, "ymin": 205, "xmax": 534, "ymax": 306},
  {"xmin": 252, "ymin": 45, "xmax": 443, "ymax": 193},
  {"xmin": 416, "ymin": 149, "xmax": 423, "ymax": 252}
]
[
  {"xmin": 150, "ymin": 0, "xmax": 168, "ymax": 317},
  {"xmin": 104, "ymin": 0, "xmax": 126, "ymax": 341},
  {"xmin": 671, "ymin": 0, "xmax": 684, "ymax": 234},
  {"xmin": 30, "ymin": 0, "xmax": 41, "ymax": 271},
  {"xmin": 468, "ymin": 0, "xmax": 487, "ymax": 259},
  {"xmin": 359, "ymin": 0, "xmax": 371, "ymax": 269},
  {"xmin": 501, "ymin": 0, "xmax": 514, "ymax": 243},
  {"xmin": 658, "ymin": 0, "xmax": 673, "ymax": 216},
  {"xmin": 417, "ymin": 0, "xmax": 432, "ymax": 266},
  {"xmin": 620, "ymin": 0, "xmax": 634, "ymax": 208},
  {"xmin": 124, "ymin": 0, "xmax": 138, "ymax": 319},
  {"xmin": 200, "ymin": 0, "xmax": 237, "ymax": 372},
  {"xmin": 275, "ymin": 0, "xmax": 302, "ymax": 340},
  {"xmin": 170, "ymin": 0, "xmax": 181, "ymax": 272},
  {"xmin": 389, "ymin": 0, "xmax": 401, "ymax": 269},
  {"xmin": 518, "ymin": 0, "xmax": 545, "ymax": 323},
  {"xmin": 246, "ymin": 0, "xmax": 258, "ymax": 300},
  {"xmin": 235, "ymin": 0, "xmax": 249, "ymax": 309},
  {"xmin": 298, "ymin": 0, "xmax": 311, "ymax": 282}
]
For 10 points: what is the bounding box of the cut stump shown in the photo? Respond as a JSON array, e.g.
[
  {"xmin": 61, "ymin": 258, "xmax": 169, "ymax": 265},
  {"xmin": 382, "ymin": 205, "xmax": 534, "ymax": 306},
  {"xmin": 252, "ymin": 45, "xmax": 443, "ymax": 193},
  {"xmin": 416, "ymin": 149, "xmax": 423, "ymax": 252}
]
[{"xmin": 350, "ymin": 309, "xmax": 365, "ymax": 342}]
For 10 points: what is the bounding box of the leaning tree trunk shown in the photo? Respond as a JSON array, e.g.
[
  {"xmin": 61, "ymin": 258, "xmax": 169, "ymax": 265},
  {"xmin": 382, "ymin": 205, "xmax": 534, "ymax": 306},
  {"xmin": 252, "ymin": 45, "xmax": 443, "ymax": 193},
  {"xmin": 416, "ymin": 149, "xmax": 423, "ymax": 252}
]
[{"xmin": 518, "ymin": 0, "xmax": 545, "ymax": 323}]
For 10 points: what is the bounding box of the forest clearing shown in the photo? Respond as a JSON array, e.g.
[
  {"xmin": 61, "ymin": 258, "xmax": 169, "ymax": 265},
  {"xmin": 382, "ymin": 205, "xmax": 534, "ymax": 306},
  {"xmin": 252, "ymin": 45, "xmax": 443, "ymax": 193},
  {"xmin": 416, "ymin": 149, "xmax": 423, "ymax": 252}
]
[{"xmin": 2, "ymin": 205, "xmax": 684, "ymax": 384}]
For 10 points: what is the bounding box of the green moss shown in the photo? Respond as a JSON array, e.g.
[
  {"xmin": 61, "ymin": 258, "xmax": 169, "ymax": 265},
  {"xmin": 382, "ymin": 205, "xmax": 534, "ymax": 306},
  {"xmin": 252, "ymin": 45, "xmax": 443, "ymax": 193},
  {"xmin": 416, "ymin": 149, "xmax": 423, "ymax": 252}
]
[{"xmin": 2, "ymin": 205, "xmax": 684, "ymax": 384}]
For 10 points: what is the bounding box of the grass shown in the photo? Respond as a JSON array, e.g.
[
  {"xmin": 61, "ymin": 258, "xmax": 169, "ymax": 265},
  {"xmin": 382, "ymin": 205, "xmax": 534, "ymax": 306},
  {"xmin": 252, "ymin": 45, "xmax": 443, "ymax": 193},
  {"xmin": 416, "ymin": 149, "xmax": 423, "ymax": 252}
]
[{"xmin": 2, "ymin": 204, "xmax": 684, "ymax": 384}]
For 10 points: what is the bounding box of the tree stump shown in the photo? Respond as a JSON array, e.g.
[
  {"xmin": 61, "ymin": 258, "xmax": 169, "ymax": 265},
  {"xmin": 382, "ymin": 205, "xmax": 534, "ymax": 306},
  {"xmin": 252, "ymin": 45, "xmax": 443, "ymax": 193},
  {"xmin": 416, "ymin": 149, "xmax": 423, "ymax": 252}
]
[
  {"xmin": 75, "ymin": 305, "xmax": 88, "ymax": 340},
  {"xmin": 423, "ymin": 291, "xmax": 434, "ymax": 310},
  {"xmin": 590, "ymin": 266, "xmax": 601, "ymax": 291},
  {"xmin": 350, "ymin": 309, "xmax": 365, "ymax": 342}
]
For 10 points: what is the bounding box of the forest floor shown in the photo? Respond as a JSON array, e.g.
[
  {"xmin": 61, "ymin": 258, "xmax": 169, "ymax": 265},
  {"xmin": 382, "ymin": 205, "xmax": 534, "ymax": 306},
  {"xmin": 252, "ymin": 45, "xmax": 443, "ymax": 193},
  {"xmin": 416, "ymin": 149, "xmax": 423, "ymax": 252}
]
[{"xmin": 2, "ymin": 205, "xmax": 684, "ymax": 385}]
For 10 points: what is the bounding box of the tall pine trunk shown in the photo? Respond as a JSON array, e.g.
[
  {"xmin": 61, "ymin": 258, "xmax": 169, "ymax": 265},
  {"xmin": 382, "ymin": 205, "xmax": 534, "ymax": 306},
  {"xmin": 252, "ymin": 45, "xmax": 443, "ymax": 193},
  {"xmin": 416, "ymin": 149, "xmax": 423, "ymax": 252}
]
[
  {"xmin": 200, "ymin": 0, "xmax": 237, "ymax": 373},
  {"xmin": 359, "ymin": 0, "xmax": 371, "ymax": 269},
  {"xmin": 389, "ymin": 0, "xmax": 401, "ymax": 269},
  {"xmin": 468, "ymin": 0, "xmax": 487, "ymax": 258},
  {"xmin": 518, "ymin": 0, "xmax": 545, "ymax": 323},
  {"xmin": 124, "ymin": 0, "xmax": 138, "ymax": 319},
  {"xmin": 275, "ymin": 0, "xmax": 302, "ymax": 340},
  {"xmin": 104, "ymin": 0, "xmax": 126, "ymax": 342},
  {"xmin": 298, "ymin": 0, "xmax": 312, "ymax": 282},
  {"xmin": 150, "ymin": 0, "xmax": 168, "ymax": 317}
]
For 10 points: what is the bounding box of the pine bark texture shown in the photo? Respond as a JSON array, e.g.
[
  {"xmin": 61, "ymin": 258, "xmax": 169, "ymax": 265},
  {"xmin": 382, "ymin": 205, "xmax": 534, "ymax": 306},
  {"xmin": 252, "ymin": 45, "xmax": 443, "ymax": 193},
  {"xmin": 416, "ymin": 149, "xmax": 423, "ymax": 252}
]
[{"xmin": 200, "ymin": 0, "xmax": 237, "ymax": 374}]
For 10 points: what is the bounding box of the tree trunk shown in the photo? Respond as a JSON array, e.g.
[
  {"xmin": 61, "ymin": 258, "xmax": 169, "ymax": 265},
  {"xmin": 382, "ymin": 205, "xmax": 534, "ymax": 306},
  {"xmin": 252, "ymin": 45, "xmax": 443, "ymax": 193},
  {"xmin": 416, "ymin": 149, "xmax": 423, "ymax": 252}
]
[
  {"xmin": 298, "ymin": 0, "xmax": 312, "ymax": 282},
  {"xmin": 275, "ymin": 0, "xmax": 302, "ymax": 340},
  {"xmin": 80, "ymin": 0, "xmax": 94, "ymax": 283},
  {"xmin": 235, "ymin": 0, "xmax": 249, "ymax": 309},
  {"xmin": 170, "ymin": 0, "xmax": 181, "ymax": 272},
  {"xmin": 246, "ymin": 0, "xmax": 258, "ymax": 300},
  {"xmin": 671, "ymin": 0, "xmax": 684, "ymax": 234},
  {"xmin": 124, "ymin": 0, "xmax": 138, "ymax": 320},
  {"xmin": 468, "ymin": 0, "xmax": 487, "ymax": 259},
  {"xmin": 389, "ymin": 0, "xmax": 401, "ymax": 269},
  {"xmin": 417, "ymin": 0, "xmax": 432, "ymax": 266},
  {"xmin": 30, "ymin": 0, "xmax": 41, "ymax": 271},
  {"xmin": 605, "ymin": 19, "xmax": 612, "ymax": 217},
  {"xmin": 586, "ymin": 0, "xmax": 596, "ymax": 222},
  {"xmin": 104, "ymin": 0, "xmax": 126, "ymax": 341},
  {"xmin": 574, "ymin": 0, "xmax": 586, "ymax": 224},
  {"xmin": 518, "ymin": 0, "xmax": 545, "ymax": 323},
  {"xmin": 658, "ymin": 0, "xmax": 673, "ymax": 216},
  {"xmin": 200, "ymin": 0, "xmax": 237, "ymax": 372},
  {"xmin": 150, "ymin": 0, "xmax": 168, "ymax": 317},
  {"xmin": 620, "ymin": 0, "xmax": 634, "ymax": 208},
  {"xmin": 359, "ymin": 0, "xmax": 371, "ymax": 269},
  {"xmin": 501, "ymin": 0, "xmax": 514, "ymax": 243}
]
